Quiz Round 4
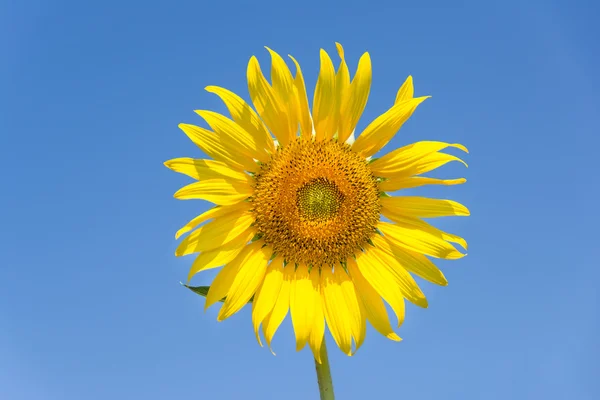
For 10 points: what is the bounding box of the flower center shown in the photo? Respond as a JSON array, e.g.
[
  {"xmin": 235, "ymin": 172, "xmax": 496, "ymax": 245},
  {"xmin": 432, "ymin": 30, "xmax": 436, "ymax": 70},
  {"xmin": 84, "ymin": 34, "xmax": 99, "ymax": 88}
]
[
  {"xmin": 251, "ymin": 138, "xmax": 381, "ymax": 267},
  {"xmin": 296, "ymin": 178, "xmax": 344, "ymax": 221}
]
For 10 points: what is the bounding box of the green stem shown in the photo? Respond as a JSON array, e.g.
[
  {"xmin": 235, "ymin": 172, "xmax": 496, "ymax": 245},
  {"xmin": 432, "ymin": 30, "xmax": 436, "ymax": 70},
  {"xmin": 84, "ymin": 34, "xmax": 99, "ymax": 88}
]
[{"xmin": 314, "ymin": 338, "xmax": 335, "ymax": 400}]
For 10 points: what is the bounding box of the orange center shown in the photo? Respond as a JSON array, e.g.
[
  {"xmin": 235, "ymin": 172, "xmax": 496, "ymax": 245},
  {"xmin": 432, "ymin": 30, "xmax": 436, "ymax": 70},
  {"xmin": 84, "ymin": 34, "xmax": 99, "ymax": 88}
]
[{"xmin": 251, "ymin": 138, "xmax": 381, "ymax": 266}]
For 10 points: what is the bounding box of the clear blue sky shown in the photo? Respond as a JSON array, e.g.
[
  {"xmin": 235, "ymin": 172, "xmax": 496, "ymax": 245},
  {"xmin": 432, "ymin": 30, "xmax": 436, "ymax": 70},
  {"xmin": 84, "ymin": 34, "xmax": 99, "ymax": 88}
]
[{"xmin": 1, "ymin": 0, "xmax": 597, "ymax": 399}]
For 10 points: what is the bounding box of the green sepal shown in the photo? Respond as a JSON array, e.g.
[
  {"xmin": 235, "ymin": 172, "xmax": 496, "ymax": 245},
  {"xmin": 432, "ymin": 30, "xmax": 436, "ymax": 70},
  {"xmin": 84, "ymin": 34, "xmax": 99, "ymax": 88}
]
[{"xmin": 182, "ymin": 283, "xmax": 254, "ymax": 303}]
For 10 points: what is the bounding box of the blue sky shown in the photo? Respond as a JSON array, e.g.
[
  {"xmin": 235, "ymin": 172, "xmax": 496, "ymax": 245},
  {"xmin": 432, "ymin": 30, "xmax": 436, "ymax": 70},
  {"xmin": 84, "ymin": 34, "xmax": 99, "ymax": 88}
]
[{"xmin": 1, "ymin": 0, "xmax": 598, "ymax": 399}]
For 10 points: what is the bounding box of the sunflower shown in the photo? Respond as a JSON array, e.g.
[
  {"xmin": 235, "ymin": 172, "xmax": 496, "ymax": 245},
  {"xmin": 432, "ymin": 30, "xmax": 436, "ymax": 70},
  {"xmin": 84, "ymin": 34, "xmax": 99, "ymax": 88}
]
[{"xmin": 165, "ymin": 43, "xmax": 469, "ymax": 361}]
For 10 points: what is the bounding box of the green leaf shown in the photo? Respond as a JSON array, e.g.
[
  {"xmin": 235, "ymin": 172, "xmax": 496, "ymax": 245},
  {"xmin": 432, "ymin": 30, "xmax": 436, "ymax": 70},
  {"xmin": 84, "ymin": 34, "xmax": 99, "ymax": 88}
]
[
  {"xmin": 183, "ymin": 283, "xmax": 210, "ymax": 297},
  {"xmin": 182, "ymin": 283, "xmax": 254, "ymax": 303}
]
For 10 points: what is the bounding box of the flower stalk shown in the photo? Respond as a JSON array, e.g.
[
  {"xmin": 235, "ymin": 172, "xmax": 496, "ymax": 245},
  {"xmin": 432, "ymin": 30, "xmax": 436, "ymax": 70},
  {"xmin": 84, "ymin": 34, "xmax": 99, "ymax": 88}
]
[{"xmin": 314, "ymin": 338, "xmax": 335, "ymax": 400}]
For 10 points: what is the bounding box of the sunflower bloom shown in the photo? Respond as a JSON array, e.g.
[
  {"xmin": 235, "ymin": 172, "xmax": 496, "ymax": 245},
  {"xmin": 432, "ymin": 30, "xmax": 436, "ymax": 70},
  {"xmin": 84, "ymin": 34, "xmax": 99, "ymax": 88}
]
[{"xmin": 166, "ymin": 43, "xmax": 469, "ymax": 360}]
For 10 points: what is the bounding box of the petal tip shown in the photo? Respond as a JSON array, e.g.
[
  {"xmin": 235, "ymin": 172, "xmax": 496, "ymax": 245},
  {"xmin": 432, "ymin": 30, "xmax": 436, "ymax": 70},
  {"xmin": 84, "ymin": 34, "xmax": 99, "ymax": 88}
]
[
  {"xmin": 447, "ymin": 251, "xmax": 467, "ymax": 259},
  {"xmin": 335, "ymin": 42, "xmax": 344, "ymax": 58},
  {"xmin": 388, "ymin": 333, "xmax": 402, "ymax": 342},
  {"xmin": 455, "ymin": 143, "xmax": 469, "ymax": 153},
  {"xmin": 264, "ymin": 46, "xmax": 277, "ymax": 57},
  {"xmin": 193, "ymin": 109, "xmax": 208, "ymax": 118},
  {"xmin": 255, "ymin": 334, "xmax": 264, "ymax": 348},
  {"xmin": 247, "ymin": 55, "xmax": 260, "ymax": 70}
]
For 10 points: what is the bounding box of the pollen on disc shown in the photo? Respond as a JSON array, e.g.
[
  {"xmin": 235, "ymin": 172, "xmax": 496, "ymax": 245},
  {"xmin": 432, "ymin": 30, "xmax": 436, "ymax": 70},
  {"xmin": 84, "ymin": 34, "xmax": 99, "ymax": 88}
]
[{"xmin": 251, "ymin": 138, "xmax": 381, "ymax": 267}]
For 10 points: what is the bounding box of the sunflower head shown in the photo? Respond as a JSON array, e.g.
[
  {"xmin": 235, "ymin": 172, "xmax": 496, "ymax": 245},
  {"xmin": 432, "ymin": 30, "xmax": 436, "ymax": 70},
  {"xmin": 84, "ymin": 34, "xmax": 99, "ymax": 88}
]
[{"xmin": 165, "ymin": 43, "xmax": 469, "ymax": 360}]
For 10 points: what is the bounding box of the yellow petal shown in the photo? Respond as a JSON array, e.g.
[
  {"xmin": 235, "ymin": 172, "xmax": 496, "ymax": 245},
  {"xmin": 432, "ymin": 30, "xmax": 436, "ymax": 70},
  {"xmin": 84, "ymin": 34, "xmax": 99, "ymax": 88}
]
[
  {"xmin": 290, "ymin": 264, "xmax": 318, "ymax": 351},
  {"xmin": 173, "ymin": 179, "xmax": 252, "ymax": 205},
  {"xmin": 308, "ymin": 267, "xmax": 325, "ymax": 363},
  {"xmin": 312, "ymin": 49, "xmax": 337, "ymax": 141},
  {"xmin": 176, "ymin": 211, "xmax": 254, "ymax": 256},
  {"xmin": 265, "ymin": 47, "xmax": 298, "ymax": 143},
  {"xmin": 247, "ymin": 56, "xmax": 293, "ymax": 147},
  {"xmin": 262, "ymin": 264, "xmax": 294, "ymax": 353},
  {"xmin": 175, "ymin": 201, "xmax": 251, "ymax": 240},
  {"xmin": 334, "ymin": 43, "xmax": 350, "ymax": 141},
  {"xmin": 352, "ymin": 96, "xmax": 430, "ymax": 157},
  {"xmin": 387, "ymin": 153, "xmax": 467, "ymax": 179},
  {"xmin": 205, "ymin": 267, "xmax": 237, "ymax": 309},
  {"xmin": 164, "ymin": 158, "xmax": 252, "ymax": 183},
  {"xmin": 205, "ymin": 248, "xmax": 248, "ymax": 310},
  {"xmin": 288, "ymin": 55, "xmax": 313, "ymax": 139},
  {"xmin": 338, "ymin": 51, "xmax": 371, "ymax": 143},
  {"xmin": 378, "ymin": 221, "xmax": 465, "ymax": 260},
  {"xmin": 374, "ymin": 234, "xmax": 447, "ymax": 286},
  {"xmin": 347, "ymin": 258, "xmax": 401, "ymax": 341},
  {"xmin": 379, "ymin": 177, "xmax": 466, "ymax": 192},
  {"xmin": 394, "ymin": 75, "xmax": 414, "ymax": 104},
  {"xmin": 195, "ymin": 110, "xmax": 270, "ymax": 163},
  {"xmin": 321, "ymin": 267, "xmax": 353, "ymax": 356},
  {"xmin": 355, "ymin": 251, "xmax": 406, "ymax": 327},
  {"xmin": 178, "ymin": 123, "xmax": 258, "ymax": 172},
  {"xmin": 252, "ymin": 257, "xmax": 284, "ymax": 346},
  {"xmin": 360, "ymin": 242, "xmax": 428, "ymax": 308},
  {"xmin": 381, "ymin": 206, "xmax": 468, "ymax": 250},
  {"xmin": 369, "ymin": 141, "xmax": 468, "ymax": 177},
  {"xmin": 335, "ymin": 266, "xmax": 365, "ymax": 354},
  {"xmin": 381, "ymin": 196, "xmax": 470, "ymax": 218},
  {"xmin": 205, "ymin": 85, "xmax": 275, "ymax": 153},
  {"xmin": 187, "ymin": 228, "xmax": 256, "ymax": 282},
  {"xmin": 218, "ymin": 241, "xmax": 272, "ymax": 321}
]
